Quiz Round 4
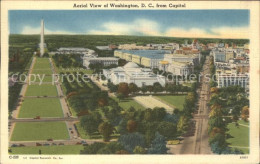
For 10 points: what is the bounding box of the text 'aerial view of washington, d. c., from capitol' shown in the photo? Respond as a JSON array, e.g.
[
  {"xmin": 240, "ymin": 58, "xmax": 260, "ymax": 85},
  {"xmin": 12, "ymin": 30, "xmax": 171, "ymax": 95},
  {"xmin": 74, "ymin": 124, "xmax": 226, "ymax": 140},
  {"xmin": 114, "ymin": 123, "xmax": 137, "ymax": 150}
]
[{"xmin": 8, "ymin": 10, "xmax": 249, "ymax": 155}]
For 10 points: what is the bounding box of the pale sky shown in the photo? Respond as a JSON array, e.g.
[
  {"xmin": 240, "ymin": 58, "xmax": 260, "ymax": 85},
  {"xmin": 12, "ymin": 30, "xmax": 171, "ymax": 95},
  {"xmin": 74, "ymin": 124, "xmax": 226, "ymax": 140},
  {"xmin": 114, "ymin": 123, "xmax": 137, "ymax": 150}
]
[{"xmin": 9, "ymin": 10, "xmax": 249, "ymax": 39}]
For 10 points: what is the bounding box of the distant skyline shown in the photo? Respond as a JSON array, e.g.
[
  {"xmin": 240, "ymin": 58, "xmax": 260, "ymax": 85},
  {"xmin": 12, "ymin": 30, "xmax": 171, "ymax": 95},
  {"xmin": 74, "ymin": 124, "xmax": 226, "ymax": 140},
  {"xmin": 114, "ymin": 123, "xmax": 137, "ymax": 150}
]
[{"xmin": 9, "ymin": 10, "xmax": 249, "ymax": 39}]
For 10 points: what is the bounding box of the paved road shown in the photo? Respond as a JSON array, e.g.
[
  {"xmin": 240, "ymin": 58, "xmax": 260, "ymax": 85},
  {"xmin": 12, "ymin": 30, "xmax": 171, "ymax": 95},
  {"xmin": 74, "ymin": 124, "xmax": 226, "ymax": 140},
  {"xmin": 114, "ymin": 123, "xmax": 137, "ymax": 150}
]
[
  {"xmin": 168, "ymin": 56, "xmax": 212, "ymax": 155},
  {"xmin": 193, "ymin": 56, "xmax": 212, "ymax": 154},
  {"xmin": 9, "ymin": 117, "xmax": 79, "ymax": 123},
  {"xmin": 9, "ymin": 138, "xmax": 117, "ymax": 147}
]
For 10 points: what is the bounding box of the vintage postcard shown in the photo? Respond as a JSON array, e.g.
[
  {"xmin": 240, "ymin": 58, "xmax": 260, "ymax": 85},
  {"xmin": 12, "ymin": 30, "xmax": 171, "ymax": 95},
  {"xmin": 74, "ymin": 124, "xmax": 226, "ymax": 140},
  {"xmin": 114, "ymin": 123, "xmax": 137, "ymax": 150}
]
[{"xmin": 1, "ymin": 1, "xmax": 259, "ymax": 164}]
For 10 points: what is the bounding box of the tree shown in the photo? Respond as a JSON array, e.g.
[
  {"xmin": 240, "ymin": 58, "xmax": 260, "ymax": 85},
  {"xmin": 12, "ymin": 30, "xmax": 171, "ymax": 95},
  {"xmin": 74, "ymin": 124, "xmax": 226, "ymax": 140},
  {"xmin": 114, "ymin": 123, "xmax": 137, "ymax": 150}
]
[
  {"xmin": 127, "ymin": 120, "xmax": 138, "ymax": 133},
  {"xmin": 129, "ymin": 83, "xmax": 138, "ymax": 94},
  {"xmin": 118, "ymin": 132, "xmax": 145, "ymax": 153},
  {"xmin": 98, "ymin": 122, "xmax": 114, "ymax": 142},
  {"xmin": 153, "ymin": 82, "xmax": 163, "ymax": 93},
  {"xmin": 80, "ymin": 142, "xmax": 106, "ymax": 154},
  {"xmin": 133, "ymin": 146, "xmax": 146, "ymax": 154},
  {"xmin": 97, "ymin": 142, "xmax": 124, "ymax": 154},
  {"xmin": 117, "ymin": 93, "xmax": 124, "ymax": 102},
  {"xmin": 141, "ymin": 85, "xmax": 148, "ymax": 94},
  {"xmin": 105, "ymin": 142, "xmax": 124, "ymax": 153},
  {"xmin": 157, "ymin": 121, "xmax": 177, "ymax": 139},
  {"xmin": 80, "ymin": 113, "xmax": 102, "ymax": 136},
  {"xmin": 177, "ymin": 116, "xmax": 189, "ymax": 134},
  {"xmin": 43, "ymin": 52, "xmax": 49, "ymax": 57},
  {"xmin": 117, "ymin": 119, "xmax": 128, "ymax": 135},
  {"xmin": 117, "ymin": 82, "xmax": 129, "ymax": 97},
  {"xmin": 147, "ymin": 132, "xmax": 168, "ymax": 154},
  {"xmin": 241, "ymin": 106, "xmax": 249, "ymax": 122},
  {"xmin": 107, "ymin": 82, "xmax": 118, "ymax": 92},
  {"xmin": 152, "ymin": 107, "xmax": 167, "ymax": 122}
]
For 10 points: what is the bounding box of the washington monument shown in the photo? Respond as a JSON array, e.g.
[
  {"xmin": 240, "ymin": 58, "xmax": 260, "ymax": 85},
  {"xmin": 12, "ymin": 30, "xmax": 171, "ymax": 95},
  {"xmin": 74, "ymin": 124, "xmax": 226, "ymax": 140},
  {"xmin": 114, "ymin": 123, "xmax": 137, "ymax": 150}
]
[{"xmin": 40, "ymin": 19, "xmax": 44, "ymax": 57}]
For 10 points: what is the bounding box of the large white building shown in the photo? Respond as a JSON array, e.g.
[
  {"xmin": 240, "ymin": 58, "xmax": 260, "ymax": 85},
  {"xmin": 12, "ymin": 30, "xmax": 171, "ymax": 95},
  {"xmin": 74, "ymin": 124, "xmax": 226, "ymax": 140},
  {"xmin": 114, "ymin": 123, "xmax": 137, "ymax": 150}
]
[
  {"xmin": 216, "ymin": 73, "xmax": 249, "ymax": 91},
  {"xmin": 56, "ymin": 47, "xmax": 93, "ymax": 55},
  {"xmin": 159, "ymin": 53, "xmax": 200, "ymax": 76},
  {"xmin": 83, "ymin": 57, "xmax": 119, "ymax": 69},
  {"xmin": 103, "ymin": 62, "xmax": 166, "ymax": 87},
  {"xmin": 82, "ymin": 51, "xmax": 119, "ymax": 69}
]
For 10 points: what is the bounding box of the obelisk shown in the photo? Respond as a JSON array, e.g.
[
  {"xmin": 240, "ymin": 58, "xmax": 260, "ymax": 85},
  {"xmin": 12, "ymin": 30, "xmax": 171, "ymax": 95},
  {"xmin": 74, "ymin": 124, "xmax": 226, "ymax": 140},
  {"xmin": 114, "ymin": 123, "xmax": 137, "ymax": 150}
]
[{"xmin": 40, "ymin": 19, "xmax": 44, "ymax": 57}]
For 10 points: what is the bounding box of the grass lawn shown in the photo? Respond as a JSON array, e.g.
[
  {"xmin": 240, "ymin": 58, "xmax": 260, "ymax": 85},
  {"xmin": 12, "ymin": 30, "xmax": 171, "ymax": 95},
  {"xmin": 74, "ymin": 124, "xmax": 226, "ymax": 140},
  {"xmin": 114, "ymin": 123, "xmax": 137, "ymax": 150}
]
[
  {"xmin": 33, "ymin": 62, "xmax": 51, "ymax": 69},
  {"xmin": 25, "ymin": 84, "xmax": 58, "ymax": 96},
  {"xmin": 112, "ymin": 97, "xmax": 145, "ymax": 110},
  {"xmin": 32, "ymin": 69, "xmax": 53, "ymax": 75},
  {"xmin": 75, "ymin": 122, "xmax": 120, "ymax": 140},
  {"xmin": 11, "ymin": 122, "xmax": 69, "ymax": 141},
  {"xmin": 156, "ymin": 95, "xmax": 186, "ymax": 110},
  {"xmin": 35, "ymin": 58, "xmax": 50, "ymax": 63},
  {"xmin": 18, "ymin": 98, "xmax": 63, "ymax": 118},
  {"xmin": 9, "ymin": 145, "xmax": 84, "ymax": 154},
  {"xmin": 227, "ymin": 122, "xmax": 249, "ymax": 154},
  {"xmin": 238, "ymin": 120, "xmax": 249, "ymax": 126},
  {"xmin": 34, "ymin": 75, "xmax": 54, "ymax": 83}
]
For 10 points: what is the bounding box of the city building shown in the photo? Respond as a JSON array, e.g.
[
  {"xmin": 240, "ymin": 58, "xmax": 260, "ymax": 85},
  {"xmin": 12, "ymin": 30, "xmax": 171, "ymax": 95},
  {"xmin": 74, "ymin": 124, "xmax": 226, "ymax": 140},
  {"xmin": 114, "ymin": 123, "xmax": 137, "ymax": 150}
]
[
  {"xmin": 212, "ymin": 43, "xmax": 250, "ymax": 92},
  {"xmin": 216, "ymin": 72, "xmax": 249, "ymax": 90},
  {"xmin": 114, "ymin": 50, "xmax": 171, "ymax": 68},
  {"xmin": 55, "ymin": 47, "xmax": 94, "ymax": 55},
  {"xmin": 103, "ymin": 62, "xmax": 166, "ymax": 87}
]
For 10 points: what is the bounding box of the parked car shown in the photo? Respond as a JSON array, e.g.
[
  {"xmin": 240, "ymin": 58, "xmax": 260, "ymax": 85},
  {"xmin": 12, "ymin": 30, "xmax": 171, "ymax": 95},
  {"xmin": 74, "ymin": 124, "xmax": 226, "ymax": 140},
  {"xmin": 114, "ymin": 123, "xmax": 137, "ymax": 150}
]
[
  {"xmin": 36, "ymin": 143, "xmax": 42, "ymax": 146},
  {"xmin": 167, "ymin": 140, "xmax": 180, "ymax": 145},
  {"xmin": 58, "ymin": 143, "xmax": 64, "ymax": 145},
  {"xmin": 11, "ymin": 144, "xmax": 18, "ymax": 147},
  {"xmin": 43, "ymin": 143, "xmax": 50, "ymax": 146},
  {"xmin": 34, "ymin": 116, "xmax": 40, "ymax": 119},
  {"xmin": 81, "ymin": 140, "xmax": 86, "ymax": 144},
  {"xmin": 19, "ymin": 144, "xmax": 25, "ymax": 147}
]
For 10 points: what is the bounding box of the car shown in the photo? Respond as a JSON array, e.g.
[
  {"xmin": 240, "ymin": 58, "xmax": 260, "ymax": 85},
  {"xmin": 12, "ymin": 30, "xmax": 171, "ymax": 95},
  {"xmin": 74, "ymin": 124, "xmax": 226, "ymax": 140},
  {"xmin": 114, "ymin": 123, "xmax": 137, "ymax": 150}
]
[
  {"xmin": 58, "ymin": 143, "xmax": 64, "ymax": 145},
  {"xmin": 43, "ymin": 143, "xmax": 50, "ymax": 146},
  {"xmin": 167, "ymin": 140, "xmax": 180, "ymax": 145},
  {"xmin": 76, "ymin": 142, "xmax": 82, "ymax": 145},
  {"xmin": 52, "ymin": 143, "xmax": 57, "ymax": 146},
  {"xmin": 47, "ymin": 138, "xmax": 53, "ymax": 141},
  {"xmin": 69, "ymin": 128, "xmax": 72, "ymax": 130},
  {"xmin": 81, "ymin": 140, "xmax": 87, "ymax": 144},
  {"xmin": 36, "ymin": 143, "xmax": 42, "ymax": 146},
  {"xmin": 11, "ymin": 144, "xmax": 18, "ymax": 147},
  {"xmin": 19, "ymin": 144, "xmax": 25, "ymax": 147}
]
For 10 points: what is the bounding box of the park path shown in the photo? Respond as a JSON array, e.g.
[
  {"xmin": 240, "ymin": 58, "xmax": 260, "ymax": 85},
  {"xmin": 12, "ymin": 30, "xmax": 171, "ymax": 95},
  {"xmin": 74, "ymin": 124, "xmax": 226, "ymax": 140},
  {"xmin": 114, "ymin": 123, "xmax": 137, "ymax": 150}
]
[
  {"xmin": 11, "ymin": 57, "xmax": 36, "ymax": 119},
  {"xmin": 49, "ymin": 58, "xmax": 72, "ymax": 118},
  {"xmin": 133, "ymin": 96, "xmax": 173, "ymax": 113}
]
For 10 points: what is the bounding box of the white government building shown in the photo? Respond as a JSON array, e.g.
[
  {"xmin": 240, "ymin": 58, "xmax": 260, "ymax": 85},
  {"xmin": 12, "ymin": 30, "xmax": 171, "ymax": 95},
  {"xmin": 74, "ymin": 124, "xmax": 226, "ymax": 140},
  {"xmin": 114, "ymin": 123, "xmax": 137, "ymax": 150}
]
[
  {"xmin": 82, "ymin": 51, "xmax": 119, "ymax": 69},
  {"xmin": 159, "ymin": 53, "xmax": 200, "ymax": 76},
  {"xmin": 103, "ymin": 62, "xmax": 166, "ymax": 87}
]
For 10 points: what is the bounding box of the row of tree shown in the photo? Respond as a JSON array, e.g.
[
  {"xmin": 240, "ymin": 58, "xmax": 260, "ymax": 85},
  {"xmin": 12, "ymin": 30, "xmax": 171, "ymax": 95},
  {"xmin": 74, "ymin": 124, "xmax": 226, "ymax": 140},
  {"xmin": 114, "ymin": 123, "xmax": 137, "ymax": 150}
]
[
  {"xmin": 52, "ymin": 54, "xmax": 83, "ymax": 68},
  {"xmin": 108, "ymin": 82, "xmax": 191, "ymax": 100},
  {"xmin": 208, "ymin": 86, "xmax": 249, "ymax": 154}
]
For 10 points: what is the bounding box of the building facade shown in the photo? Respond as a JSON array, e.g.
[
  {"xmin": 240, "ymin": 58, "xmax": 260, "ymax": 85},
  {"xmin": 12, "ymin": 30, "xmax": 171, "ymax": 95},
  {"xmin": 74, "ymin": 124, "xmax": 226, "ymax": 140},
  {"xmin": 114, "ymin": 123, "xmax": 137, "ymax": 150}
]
[{"xmin": 103, "ymin": 62, "xmax": 166, "ymax": 87}]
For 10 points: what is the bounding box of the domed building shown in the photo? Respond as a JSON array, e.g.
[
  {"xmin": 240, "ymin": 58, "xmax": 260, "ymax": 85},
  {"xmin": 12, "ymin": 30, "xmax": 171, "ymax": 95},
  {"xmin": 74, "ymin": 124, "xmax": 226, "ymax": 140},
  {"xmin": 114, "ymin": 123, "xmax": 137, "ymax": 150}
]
[{"xmin": 103, "ymin": 62, "xmax": 166, "ymax": 87}]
